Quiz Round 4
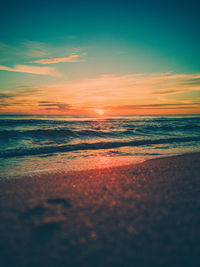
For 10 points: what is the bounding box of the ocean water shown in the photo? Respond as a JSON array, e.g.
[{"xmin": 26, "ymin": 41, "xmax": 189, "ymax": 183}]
[{"xmin": 0, "ymin": 115, "xmax": 200, "ymax": 179}]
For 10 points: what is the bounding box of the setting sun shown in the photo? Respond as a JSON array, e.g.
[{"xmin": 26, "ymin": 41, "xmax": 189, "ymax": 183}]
[{"xmin": 96, "ymin": 109, "xmax": 104, "ymax": 116}]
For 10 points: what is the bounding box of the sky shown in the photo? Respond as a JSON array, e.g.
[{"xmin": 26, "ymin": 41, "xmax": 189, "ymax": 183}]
[{"xmin": 0, "ymin": 0, "xmax": 200, "ymax": 115}]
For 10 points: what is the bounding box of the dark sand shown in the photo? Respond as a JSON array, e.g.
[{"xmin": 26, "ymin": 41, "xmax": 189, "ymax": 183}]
[{"xmin": 0, "ymin": 153, "xmax": 200, "ymax": 267}]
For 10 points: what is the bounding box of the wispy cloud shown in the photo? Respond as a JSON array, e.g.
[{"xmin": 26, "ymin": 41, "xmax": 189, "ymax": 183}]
[
  {"xmin": 0, "ymin": 88, "xmax": 71, "ymax": 114},
  {"xmin": 0, "ymin": 41, "xmax": 48, "ymax": 60},
  {"xmin": 38, "ymin": 101, "xmax": 71, "ymax": 111},
  {"xmin": 33, "ymin": 54, "xmax": 85, "ymax": 64},
  {"xmin": 20, "ymin": 41, "xmax": 48, "ymax": 58},
  {"xmin": 0, "ymin": 64, "xmax": 61, "ymax": 77},
  {"xmin": 50, "ymin": 72, "xmax": 200, "ymax": 105},
  {"xmin": 0, "ymin": 41, "xmax": 86, "ymax": 63},
  {"xmin": 110, "ymin": 103, "xmax": 200, "ymax": 110},
  {"xmin": 0, "ymin": 72, "xmax": 200, "ymax": 114}
]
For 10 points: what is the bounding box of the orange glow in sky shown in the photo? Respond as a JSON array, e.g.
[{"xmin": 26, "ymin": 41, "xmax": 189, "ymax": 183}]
[
  {"xmin": 1, "ymin": 72, "xmax": 199, "ymax": 115},
  {"xmin": 0, "ymin": 1, "xmax": 200, "ymax": 115},
  {"xmin": 96, "ymin": 109, "xmax": 104, "ymax": 116}
]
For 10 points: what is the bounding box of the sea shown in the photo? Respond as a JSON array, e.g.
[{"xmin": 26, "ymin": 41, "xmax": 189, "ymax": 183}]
[{"xmin": 0, "ymin": 115, "xmax": 200, "ymax": 179}]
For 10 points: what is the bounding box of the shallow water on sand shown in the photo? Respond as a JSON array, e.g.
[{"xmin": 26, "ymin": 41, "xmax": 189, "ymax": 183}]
[{"xmin": 0, "ymin": 115, "xmax": 200, "ymax": 178}]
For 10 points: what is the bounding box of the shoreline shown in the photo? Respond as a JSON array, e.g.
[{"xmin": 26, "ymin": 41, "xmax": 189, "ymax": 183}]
[
  {"xmin": 1, "ymin": 151, "xmax": 200, "ymax": 181},
  {"xmin": 0, "ymin": 152, "xmax": 200, "ymax": 266}
]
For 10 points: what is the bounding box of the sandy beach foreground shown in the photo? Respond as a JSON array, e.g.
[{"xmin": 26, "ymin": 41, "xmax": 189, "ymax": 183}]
[{"xmin": 0, "ymin": 153, "xmax": 200, "ymax": 267}]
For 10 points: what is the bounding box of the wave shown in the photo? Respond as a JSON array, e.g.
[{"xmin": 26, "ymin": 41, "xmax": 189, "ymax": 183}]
[
  {"xmin": 0, "ymin": 119, "xmax": 89, "ymax": 127},
  {"xmin": 140, "ymin": 124, "xmax": 200, "ymax": 131},
  {"xmin": 0, "ymin": 122, "xmax": 199, "ymax": 141},
  {"xmin": 0, "ymin": 128, "xmax": 116, "ymax": 140},
  {"xmin": 0, "ymin": 115, "xmax": 199, "ymax": 125},
  {"xmin": 1, "ymin": 136, "xmax": 200, "ymax": 158}
]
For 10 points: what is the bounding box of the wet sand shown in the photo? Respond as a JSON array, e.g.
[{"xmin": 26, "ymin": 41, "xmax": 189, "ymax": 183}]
[{"xmin": 0, "ymin": 153, "xmax": 200, "ymax": 267}]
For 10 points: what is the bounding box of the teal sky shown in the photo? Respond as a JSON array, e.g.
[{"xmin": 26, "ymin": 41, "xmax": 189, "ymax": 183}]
[{"xmin": 0, "ymin": 0, "xmax": 200, "ymax": 114}]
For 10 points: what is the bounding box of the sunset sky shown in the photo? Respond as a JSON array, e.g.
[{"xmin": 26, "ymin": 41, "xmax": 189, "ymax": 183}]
[{"xmin": 0, "ymin": 0, "xmax": 200, "ymax": 115}]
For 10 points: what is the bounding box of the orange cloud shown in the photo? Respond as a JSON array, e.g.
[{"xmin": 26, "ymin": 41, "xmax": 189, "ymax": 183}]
[
  {"xmin": 48, "ymin": 72, "xmax": 200, "ymax": 106},
  {"xmin": 0, "ymin": 72, "xmax": 200, "ymax": 115},
  {"xmin": 33, "ymin": 54, "xmax": 85, "ymax": 64},
  {"xmin": 38, "ymin": 101, "xmax": 71, "ymax": 111},
  {"xmin": 0, "ymin": 41, "xmax": 48, "ymax": 60},
  {"xmin": 0, "ymin": 64, "xmax": 61, "ymax": 77}
]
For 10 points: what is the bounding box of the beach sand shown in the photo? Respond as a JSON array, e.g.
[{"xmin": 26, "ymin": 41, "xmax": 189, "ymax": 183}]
[{"xmin": 0, "ymin": 153, "xmax": 200, "ymax": 267}]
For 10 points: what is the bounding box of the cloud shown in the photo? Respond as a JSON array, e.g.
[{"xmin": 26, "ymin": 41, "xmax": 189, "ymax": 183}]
[
  {"xmin": 0, "ymin": 88, "xmax": 41, "ymax": 99},
  {"xmin": 180, "ymin": 78, "xmax": 200, "ymax": 86},
  {"xmin": 0, "ymin": 92, "xmax": 14, "ymax": 99},
  {"xmin": 20, "ymin": 41, "xmax": 48, "ymax": 58},
  {"xmin": 38, "ymin": 101, "xmax": 71, "ymax": 111},
  {"xmin": 151, "ymin": 90, "xmax": 178, "ymax": 95},
  {"xmin": 1, "ymin": 72, "xmax": 200, "ymax": 114},
  {"xmin": 0, "ymin": 41, "xmax": 86, "ymax": 63},
  {"xmin": 40, "ymin": 72, "xmax": 200, "ymax": 114},
  {"xmin": 33, "ymin": 54, "xmax": 85, "ymax": 64},
  {"xmin": 0, "ymin": 88, "xmax": 37, "ymax": 113},
  {"xmin": 50, "ymin": 72, "xmax": 200, "ymax": 105},
  {"xmin": 0, "ymin": 88, "xmax": 43, "ymax": 108},
  {"xmin": 0, "ymin": 41, "xmax": 48, "ymax": 60},
  {"xmin": 0, "ymin": 88, "xmax": 71, "ymax": 114},
  {"xmin": 0, "ymin": 64, "xmax": 61, "ymax": 77},
  {"xmin": 110, "ymin": 103, "xmax": 200, "ymax": 110}
]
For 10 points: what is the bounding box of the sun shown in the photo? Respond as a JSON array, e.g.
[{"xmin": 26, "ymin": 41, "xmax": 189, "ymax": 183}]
[{"xmin": 96, "ymin": 109, "xmax": 104, "ymax": 116}]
